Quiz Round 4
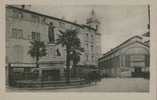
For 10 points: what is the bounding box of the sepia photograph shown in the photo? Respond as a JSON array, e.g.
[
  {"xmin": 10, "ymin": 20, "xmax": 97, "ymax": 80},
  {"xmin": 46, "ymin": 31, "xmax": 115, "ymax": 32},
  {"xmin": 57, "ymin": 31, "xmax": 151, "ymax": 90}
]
[{"xmin": 5, "ymin": 4, "xmax": 150, "ymax": 92}]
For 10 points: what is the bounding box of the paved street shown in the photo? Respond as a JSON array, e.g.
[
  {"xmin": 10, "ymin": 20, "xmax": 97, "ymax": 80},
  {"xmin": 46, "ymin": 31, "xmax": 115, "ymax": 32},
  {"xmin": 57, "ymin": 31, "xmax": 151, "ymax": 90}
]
[
  {"xmin": 51, "ymin": 78, "xmax": 149, "ymax": 92},
  {"xmin": 9, "ymin": 78, "xmax": 149, "ymax": 92}
]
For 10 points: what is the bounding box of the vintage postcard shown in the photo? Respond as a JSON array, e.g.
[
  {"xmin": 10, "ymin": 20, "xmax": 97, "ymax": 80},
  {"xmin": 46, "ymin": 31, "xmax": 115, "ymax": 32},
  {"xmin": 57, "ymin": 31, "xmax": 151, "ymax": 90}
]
[{"xmin": 0, "ymin": 0, "xmax": 157, "ymax": 100}]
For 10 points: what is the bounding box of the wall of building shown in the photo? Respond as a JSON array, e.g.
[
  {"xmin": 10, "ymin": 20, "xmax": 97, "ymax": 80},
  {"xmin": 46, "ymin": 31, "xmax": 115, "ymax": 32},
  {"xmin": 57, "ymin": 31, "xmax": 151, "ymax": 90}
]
[
  {"xmin": 6, "ymin": 6, "xmax": 101, "ymax": 68},
  {"xmin": 99, "ymin": 36, "xmax": 149, "ymax": 77}
]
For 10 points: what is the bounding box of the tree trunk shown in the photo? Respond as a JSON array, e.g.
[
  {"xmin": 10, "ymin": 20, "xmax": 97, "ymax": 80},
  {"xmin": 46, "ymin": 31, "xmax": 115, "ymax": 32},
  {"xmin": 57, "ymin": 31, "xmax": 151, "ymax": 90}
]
[
  {"xmin": 66, "ymin": 46, "xmax": 71, "ymax": 83},
  {"xmin": 73, "ymin": 59, "xmax": 77, "ymax": 77},
  {"xmin": 36, "ymin": 46, "xmax": 39, "ymax": 68},
  {"xmin": 36, "ymin": 50, "xmax": 41, "ymax": 81},
  {"xmin": 73, "ymin": 65, "xmax": 77, "ymax": 77},
  {"xmin": 36, "ymin": 54, "xmax": 39, "ymax": 68}
]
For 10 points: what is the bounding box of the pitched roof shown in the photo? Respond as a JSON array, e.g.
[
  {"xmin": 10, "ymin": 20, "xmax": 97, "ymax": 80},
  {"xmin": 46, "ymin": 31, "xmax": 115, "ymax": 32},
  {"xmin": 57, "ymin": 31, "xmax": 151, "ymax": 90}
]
[
  {"xmin": 6, "ymin": 5, "xmax": 96, "ymax": 31},
  {"xmin": 99, "ymin": 35, "xmax": 149, "ymax": 60}
]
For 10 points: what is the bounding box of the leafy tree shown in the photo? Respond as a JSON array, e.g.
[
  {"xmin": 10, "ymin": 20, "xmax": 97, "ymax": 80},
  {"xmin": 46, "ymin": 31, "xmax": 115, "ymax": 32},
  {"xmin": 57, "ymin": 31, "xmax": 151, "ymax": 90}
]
[
  {"xmin": 28, "ymin": 40, "xmax": 47, "ymax": 68},
  {"xmin": 56, "ymin": 28, "xmax": 84, "ymax": 83}
]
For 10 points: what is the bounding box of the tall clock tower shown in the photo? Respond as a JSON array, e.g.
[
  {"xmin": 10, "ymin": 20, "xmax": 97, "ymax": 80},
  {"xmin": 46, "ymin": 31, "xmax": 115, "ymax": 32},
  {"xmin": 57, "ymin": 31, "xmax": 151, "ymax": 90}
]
[{"xmin": 86, "ymin": 9, "xmax": 100, "ymax": 32}]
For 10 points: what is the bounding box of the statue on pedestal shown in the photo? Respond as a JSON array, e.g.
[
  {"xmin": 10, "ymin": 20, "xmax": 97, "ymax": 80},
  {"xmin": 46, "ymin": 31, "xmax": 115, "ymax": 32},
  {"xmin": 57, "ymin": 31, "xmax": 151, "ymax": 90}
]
[
  {"xmin": 56, "ymin": 48, "xmax": 61, "ymax": 56},
  {"xmin": 48, "ymin": 22, "xmax": 55, "ymax": 43}
]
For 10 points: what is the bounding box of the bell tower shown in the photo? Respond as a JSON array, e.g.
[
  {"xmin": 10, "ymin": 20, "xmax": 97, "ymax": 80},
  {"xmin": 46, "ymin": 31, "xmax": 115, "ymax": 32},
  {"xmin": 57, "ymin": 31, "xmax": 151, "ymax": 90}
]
[{"xmin": 86, "ymin": 9, "xmax": 100, "ymax": 31}]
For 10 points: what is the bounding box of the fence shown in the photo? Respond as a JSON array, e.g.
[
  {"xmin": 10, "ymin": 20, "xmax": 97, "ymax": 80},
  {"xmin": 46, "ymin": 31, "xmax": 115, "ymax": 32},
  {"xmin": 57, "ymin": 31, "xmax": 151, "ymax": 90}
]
[
  {"xmin": 131, "ymin": 72, "xmax": 150, "ymax": 79},
  {"xmin": 6, "ymin": 63, "xmax": 91, "ymax": 88},
  {"xmin": 7, "ymin": 63, "xmax": 38, "ymax": 86}
]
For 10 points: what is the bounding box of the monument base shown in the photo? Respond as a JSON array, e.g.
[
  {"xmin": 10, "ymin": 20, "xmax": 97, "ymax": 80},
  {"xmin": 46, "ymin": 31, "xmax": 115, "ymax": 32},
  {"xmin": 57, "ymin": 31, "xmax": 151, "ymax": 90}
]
[{"xmin": 38, "ymin": 43, "xmax": 65, "ymax": 80}]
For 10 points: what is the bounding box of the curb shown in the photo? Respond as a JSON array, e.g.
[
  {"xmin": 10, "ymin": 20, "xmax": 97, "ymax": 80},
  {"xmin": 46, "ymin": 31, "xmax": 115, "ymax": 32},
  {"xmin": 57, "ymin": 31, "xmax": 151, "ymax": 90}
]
[{"xmin": 6, "ymin": 83, "xmax": 95, "ymax": 91}]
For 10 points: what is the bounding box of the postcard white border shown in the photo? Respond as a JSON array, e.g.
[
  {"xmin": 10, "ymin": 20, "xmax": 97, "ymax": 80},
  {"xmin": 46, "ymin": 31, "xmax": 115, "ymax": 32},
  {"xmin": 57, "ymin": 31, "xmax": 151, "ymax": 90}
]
[{"xmin": 0, "ymin": 0, "xmax": 156, "ymax": 100}]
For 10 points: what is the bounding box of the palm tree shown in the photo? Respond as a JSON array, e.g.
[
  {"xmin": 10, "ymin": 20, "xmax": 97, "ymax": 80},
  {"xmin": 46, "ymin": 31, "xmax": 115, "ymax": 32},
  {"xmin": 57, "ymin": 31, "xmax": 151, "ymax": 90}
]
[
  {"xmin": 70, "ymin": 47, "xmax": 84, "ymax": 77},
  {"xmin": 56, "ymin": 28, "xmax": 84, "ymax": 83},
  {"xmin": 28, "ymin": 40, "xmax": 47, "ymax": 68}
]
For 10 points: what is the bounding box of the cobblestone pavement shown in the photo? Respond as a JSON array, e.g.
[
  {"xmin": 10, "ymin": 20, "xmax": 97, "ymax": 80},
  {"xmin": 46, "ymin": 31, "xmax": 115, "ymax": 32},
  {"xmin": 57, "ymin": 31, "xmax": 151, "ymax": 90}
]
[{"xmin": 8, "ymin": 78, "xmax": 149, "ymax": 92}]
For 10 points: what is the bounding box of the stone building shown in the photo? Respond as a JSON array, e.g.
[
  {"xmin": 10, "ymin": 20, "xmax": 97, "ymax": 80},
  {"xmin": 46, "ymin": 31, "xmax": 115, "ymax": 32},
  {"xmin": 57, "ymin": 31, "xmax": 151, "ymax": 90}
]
[
  {"xmin": 98, "ymin": 36, "xmax": 149, "ymax": 78},
  {"xmin": 6, "ymin": 5, "xmax": 101, "ymax": 81}
]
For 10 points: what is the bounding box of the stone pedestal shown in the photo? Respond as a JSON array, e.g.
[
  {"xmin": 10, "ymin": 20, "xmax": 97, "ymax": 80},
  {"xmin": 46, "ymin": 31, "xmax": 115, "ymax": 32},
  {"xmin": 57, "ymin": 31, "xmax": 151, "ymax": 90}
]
[
  {"xmin": 38, "ymin": 43, "xmax": 65, "ymax": 81},
  {"xmin": 47, "ymin": 43, "xmax": 56, "ymax": 58}
]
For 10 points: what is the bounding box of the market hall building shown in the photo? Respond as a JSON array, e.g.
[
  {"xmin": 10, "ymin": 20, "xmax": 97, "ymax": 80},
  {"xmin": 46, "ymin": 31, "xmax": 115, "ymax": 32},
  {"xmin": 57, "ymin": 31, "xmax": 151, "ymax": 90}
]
[
  {"xmin": 98, "ymin": 36, "xmax": 149, "ymax": 78},
  {"xmin": 6, "ymin": 5, "xmax": 101, "ymax": 82}
]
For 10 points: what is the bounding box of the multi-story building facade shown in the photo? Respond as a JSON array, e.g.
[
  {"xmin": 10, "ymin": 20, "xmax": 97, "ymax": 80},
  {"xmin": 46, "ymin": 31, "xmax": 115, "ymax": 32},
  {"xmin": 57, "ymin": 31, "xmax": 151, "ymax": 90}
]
[{"xmin": 6, "ymin": 5, "xmax": 101, "ymax": 80}]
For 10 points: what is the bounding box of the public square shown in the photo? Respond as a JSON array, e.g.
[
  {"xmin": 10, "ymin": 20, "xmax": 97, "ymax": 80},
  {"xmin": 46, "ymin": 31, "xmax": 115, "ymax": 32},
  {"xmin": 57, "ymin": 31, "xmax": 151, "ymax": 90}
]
[
  {"xmin": 9, "ymin": 78, "xmax": 149, "ymax": 92},
  {"xmin": 6, "ymin": 5, "xmax": 150, "ymax": 92}
]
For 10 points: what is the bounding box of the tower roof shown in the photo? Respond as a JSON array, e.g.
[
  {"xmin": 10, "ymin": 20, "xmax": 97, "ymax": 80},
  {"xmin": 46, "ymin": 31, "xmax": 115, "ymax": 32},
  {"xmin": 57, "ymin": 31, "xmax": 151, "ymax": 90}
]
[
  {"xmin": 86, "ymin": 9, "xmax": 100, "ymax": 24},
  {"xmin": 91, "ymin": 9, "xmax": 95, "ymax": 16}
]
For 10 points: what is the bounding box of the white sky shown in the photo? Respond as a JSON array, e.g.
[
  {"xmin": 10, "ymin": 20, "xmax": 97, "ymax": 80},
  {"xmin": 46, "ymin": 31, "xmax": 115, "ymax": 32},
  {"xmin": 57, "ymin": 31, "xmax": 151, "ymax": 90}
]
[{"xmin": 29, "ymin": 5, "xmax": 149, "ymax": 54}]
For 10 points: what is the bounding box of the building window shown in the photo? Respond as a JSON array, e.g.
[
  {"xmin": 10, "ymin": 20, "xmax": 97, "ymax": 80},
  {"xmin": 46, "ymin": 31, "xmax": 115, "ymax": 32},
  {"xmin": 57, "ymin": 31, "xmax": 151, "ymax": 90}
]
[
  {"xmin": 91, "ymin": 34, "xmax": 94, "ymax": 43},
  {"xmin": 91, "ymin": 34, "xmax": 94, "ymax": 39},
  {"xmin": 12, "ymin": 9, "xmax": 23, "ymax": 19},
  {"xmin": 92, "ymin": 55, "xmax": 94, "ymax": 62},
  {"xmin": 86, "ymin": 33, "xmax": 88, "ymax": 37},
  {"xmin": 86, "ymin": 33, "xmax": 88, "ymax": 41},
  {"xmin": 59, "ymin": 21, "xmax": 65, "ymax": 28},
  {"xmin": 31, "ymin": 14, "xmax": 40, "ymax": 23},
  {"xmin": 12, "ymin": 45, "xmax": 23, "ymax": 63},
  {"xmin": 91, "ymin": 45, "xmax": 94, "ymax": 52},
  {"xmin": 32, "ymin": 32, "xmax": 40, "ymax": 41},
  {"xmin": 41, "ymin": 17, "xmax": 46, "ymax": 24},
  {"xmin": 125, "ymin": 55, "xmax": 130, "ymax": 67},
  {"xmin": 12, "ymin": 28, "xmax": 23, "ymax": 39},
  {"xmin": 126, "ymin": 54, "xmax": 147, "ymax": 68},
  {"xmin": 86, "ymin": 43, "xmax": 88, "ymax": 48},
  {"xmin": 86, "ymin": 55, "xmax": 88, "ymax": 61},
  {"xmin": 121, "ymin": 56, "xmax": 124, "ymax": 67}
]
